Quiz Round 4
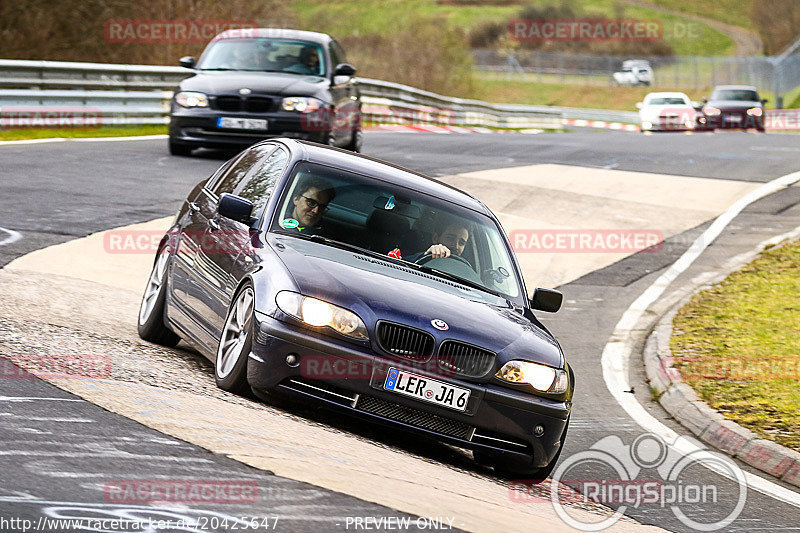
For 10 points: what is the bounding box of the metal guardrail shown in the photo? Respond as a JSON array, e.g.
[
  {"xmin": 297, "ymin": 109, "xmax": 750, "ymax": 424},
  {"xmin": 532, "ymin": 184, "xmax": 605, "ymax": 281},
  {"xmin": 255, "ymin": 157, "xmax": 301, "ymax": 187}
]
[{"xmin": 0, "ymin": 58, "xmax": 641, "ymax": 127}]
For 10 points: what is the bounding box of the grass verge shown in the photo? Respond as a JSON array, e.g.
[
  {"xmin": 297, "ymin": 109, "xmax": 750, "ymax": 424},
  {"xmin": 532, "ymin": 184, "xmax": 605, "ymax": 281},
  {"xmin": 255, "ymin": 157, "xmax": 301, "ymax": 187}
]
[
  {"xmin": 0, "ymin": 125, "xmax": 167, "ymax": 141},
  {"xmin": 670, "ymin": 237, "xmax": 800, "ymax": 452}
]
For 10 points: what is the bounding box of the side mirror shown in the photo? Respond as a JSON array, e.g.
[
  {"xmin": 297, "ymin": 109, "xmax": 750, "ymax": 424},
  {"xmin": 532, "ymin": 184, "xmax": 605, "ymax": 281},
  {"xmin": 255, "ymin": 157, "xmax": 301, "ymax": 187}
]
[
  {"xmin": 218, "ymin": 193, "xmax": 254, "ymax": 225},
  {"xmin": 529, "ymin": 288, "xmax": 563, "ymax": 313},
  {"xmin": 635, "ymin": 102, "xmax": 643, "ymax": 109},
  {"xmin": 334, "ymin": 63, "xmax": 356, "ymax": 77},
  {"xmin": 691, "ymin": 101, "xmax": 703, "ymax": 110},
  {"xmin": 761, "ymin": 98, "xmax": 768, "ymax": 105},
  {"xmin": 179, "ymin": 56, "xmax": 196, "ymax": 69},
  {"xmin": 702, "ymin": 97, "xmax": 708, "ymax": 104}
]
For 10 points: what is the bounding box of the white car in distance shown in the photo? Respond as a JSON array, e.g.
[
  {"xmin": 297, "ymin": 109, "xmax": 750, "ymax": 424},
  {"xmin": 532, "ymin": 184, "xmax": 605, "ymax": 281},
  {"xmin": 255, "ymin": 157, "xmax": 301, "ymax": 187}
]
[{"xmin": 636, "ymin": 92, "xmax": 700, "ymax": 132}]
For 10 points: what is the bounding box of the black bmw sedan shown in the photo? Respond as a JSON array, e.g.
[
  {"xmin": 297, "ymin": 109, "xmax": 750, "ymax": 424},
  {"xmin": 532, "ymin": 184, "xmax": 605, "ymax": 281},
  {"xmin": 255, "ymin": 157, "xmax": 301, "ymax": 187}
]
[
  {"xmin": 138, "ymin": 139, "xmax": 574, "ymax": 479},
  {"xmin": 699, "ymin": 85, "xmax": 767, "ymax": 132},
  {"xmin": 169, "ymin": 29, "xmax": 362, "ymax": 156}
]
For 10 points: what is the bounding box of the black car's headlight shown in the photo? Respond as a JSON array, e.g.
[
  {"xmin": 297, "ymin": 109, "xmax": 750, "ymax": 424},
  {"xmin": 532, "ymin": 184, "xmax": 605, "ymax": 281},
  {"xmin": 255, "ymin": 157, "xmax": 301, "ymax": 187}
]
[
  {"xmin": 496, "ymin": 360, "xmax": 569, "ymax": 393},
  {"xmin": 175, "ymin": 91, "xmax": 209, "ymax": 108},
  {"xmin": 275, "ymin": 291, "xmax": 368, "ymax": 340},
  {"xmin": 746, "ymin": 107, "xmax": 763, "ymax": 117},
  {"xmin": 703, "ymin": 106, "xmax": 721, "ymax": 116},
  {"xmin": 281, "ymin": 97, "xmax": 322, "ymax": 113}
]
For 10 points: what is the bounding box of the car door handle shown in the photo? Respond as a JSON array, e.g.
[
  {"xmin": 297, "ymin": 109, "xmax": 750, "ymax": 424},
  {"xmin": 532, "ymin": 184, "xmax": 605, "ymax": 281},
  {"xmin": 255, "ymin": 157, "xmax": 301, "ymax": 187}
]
[
  {"xmin": 208, "ymin": 219, "xmax": 220, "ymax": 231},
  {"xmin": 188, "ymin": 202, "xmax": 200, "ymax": 213}
]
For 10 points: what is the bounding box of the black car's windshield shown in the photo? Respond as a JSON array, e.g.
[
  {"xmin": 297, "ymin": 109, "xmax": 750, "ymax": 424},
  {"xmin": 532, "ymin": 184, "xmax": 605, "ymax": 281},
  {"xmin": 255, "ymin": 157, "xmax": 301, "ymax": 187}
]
[
  {"xmin": 197, "ymin": 38, "xmax": 326, "ymax": 76},
  {"xmin": 269, "ymin": 161, "xmax": 523, "ymax": 300},
  {"xmin": 711, "ymin": 89, "xmax": 759, "ymax": 102}
]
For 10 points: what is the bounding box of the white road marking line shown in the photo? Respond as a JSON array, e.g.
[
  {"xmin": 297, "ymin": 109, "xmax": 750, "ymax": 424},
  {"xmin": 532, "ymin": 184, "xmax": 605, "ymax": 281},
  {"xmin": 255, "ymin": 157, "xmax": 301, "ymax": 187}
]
[
  {"xmin": 0, "ymin": 227, "xmax": 22, "ymax": 246},
  {"xmin": 601, "ymin": 170, "xmax": 800, "ymax": 507},
  {"xmin": 0, "ymin": 396, "xmax": 84, "ymax": 402},
  {"xmin": 0, "ymin": 135, "xmax": 167, "ymax": 146}
]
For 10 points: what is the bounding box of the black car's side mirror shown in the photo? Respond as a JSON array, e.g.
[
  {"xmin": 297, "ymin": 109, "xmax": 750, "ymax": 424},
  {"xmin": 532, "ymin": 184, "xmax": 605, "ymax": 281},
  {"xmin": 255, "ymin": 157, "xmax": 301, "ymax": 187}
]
[
  {"xmin": 179, "ymin": 56, "xmax": 196, "ymax": 69},
  {"xmin": 761, "ymin": 98, "xmax": 769, "ymax": 105},
  {"xmin": 334, "ymin": 63, "xmax": 357, "ymax": 77},
  {"xmin": 530, "ymin": 288, "xmax": 563, "ymax": 313},
  {"xmin": 702, "ymin": 97, "xmax": 708, "ymax": 104},
  {"xmin": 218, "ymin": 193, "xmax": 254, "ymax": 225}
]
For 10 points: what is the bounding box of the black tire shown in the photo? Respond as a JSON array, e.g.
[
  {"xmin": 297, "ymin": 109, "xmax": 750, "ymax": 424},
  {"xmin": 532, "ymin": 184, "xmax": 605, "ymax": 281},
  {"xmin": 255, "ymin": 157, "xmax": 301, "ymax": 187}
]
[
  {"xmin": 345, "ymin": 128, "xmax": 363, "ymax": 153},
  {"xmin": 137, "ymin": 249, "xmax": 181, "ymax": 347},
  {"xmin": 215, "ymin": 283, "xmax": 255, "ymax": 394},
  {"xmin": 169, "ymin": 139, "xmax": 193, "ymax": 156},
  {"xmin": 475, "ymin": 417, "xmax": 570, "ymax": 482}
]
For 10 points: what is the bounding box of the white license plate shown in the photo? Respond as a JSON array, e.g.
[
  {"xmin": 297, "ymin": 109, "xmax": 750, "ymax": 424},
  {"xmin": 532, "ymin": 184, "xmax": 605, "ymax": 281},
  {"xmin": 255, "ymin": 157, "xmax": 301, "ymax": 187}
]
[
  {"xmin": 217, "ymin": 117, "xmax": 268, "ymax": 130},
  {"xmin": 383, "ymin": 368, "xmax": 470, "ymax": 412},
  {"xmin": 725, "ymin": 115, "xmax": 742, "ymax": 122}
]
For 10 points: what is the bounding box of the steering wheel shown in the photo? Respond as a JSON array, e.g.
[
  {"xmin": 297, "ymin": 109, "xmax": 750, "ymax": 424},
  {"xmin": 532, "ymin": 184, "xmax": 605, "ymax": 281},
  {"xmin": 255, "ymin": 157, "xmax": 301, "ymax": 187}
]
[{"xmin": 414, "ymin": 252, "xmax": 473, "ymax": 269}]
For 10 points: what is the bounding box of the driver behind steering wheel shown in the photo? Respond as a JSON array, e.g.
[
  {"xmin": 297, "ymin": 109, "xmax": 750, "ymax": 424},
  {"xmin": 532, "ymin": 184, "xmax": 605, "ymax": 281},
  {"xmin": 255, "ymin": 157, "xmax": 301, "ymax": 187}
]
[{"xmin": 408, "ymin": 218, "xmax": 470, "ymax": 262}]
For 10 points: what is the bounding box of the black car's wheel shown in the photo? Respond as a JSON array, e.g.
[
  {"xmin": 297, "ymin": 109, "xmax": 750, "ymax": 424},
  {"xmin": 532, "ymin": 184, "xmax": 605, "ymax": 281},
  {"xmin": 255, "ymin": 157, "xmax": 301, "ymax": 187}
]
[
  {"xmin": 476, "ymin": 417, "xmax": 569, "ymax": 482},
  {"xmin": 138, "ymin": 250, "xmax": 181, "ymax": 347},
  {"xmin": 169, "ymin": 139, "xmax": 193, "ymax": 156},
  {"xmin": 345, "ymin": 128, "xmax": 363, "ymax": 153},
  {"xmin": 215, "ymin": 284, "xmax": 255, "ymax": 394}
]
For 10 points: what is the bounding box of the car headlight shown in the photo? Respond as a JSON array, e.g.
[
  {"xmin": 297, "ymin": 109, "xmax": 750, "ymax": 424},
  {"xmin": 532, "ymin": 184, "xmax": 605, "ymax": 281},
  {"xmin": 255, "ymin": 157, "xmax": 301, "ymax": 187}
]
[
  {"xmin": 703, "ymin": 106, "xmax": 721, "ymax": 116},
  {"xmin": 174, "ymin": 91, "xmax": 209, "ymax": 108},
  {"xmin": 282, "ymin": 97, "xmax": 322, "ymax": 113},
  {"xmin": 496, "ymin": 360, "xmax": 569, "ymax": 393},
  {"xmin": 747, "ymin": 107, "xmax": 763, "ymax": 117},
  {"xmin": 275, "ymin": 291, "xmax": 368, "ymax": 340}
]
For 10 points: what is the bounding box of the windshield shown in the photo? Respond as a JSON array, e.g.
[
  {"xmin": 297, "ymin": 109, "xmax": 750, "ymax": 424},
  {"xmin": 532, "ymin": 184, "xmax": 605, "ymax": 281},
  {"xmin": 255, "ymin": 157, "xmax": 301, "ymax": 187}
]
[
  {"xmin": 197, "ymin": 38, "xmax": 325, "ymax": 76},
  {"xmin": 711, "ymin": 89, "xmax": 759, "ymax": 102},
  {"xmin": 647, "ymin": 97, "xmax": 688, "ymax": 105},
  {"xmin": 269, "ymin": 162, "xmax": 523, "ymax": 300}
]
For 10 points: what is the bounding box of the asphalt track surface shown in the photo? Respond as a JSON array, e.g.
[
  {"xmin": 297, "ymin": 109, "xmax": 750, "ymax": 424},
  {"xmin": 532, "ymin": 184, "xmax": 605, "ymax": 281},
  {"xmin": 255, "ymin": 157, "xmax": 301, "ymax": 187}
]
[{"xmin": 1, "ymin": 130, "xmax": 799, "ymax": 532}]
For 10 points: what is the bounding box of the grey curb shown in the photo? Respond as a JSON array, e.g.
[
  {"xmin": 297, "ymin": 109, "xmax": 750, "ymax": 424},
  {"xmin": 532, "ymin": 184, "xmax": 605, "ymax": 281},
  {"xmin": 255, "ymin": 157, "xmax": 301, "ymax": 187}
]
[{"xmin": 642, "ymin": 236, "xmax": 800, "ymax": 489}]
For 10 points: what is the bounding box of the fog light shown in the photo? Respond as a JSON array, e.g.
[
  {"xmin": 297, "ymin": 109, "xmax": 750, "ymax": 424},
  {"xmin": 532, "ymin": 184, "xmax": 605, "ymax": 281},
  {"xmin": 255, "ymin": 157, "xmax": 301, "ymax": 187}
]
[
  {"xmin": 286, "ymin": 354, "xmax": 298, "ymax": 366},
  {"xmin": 534, "ymin": 425, "xmax": 545, "ymax": 437}
]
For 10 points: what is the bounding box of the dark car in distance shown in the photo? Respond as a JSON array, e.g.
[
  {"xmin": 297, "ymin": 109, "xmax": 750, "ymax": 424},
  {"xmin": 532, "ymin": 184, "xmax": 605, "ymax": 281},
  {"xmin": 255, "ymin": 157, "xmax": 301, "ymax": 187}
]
[
  {"xmin": 698, "ymin": 85, "xmax": 767, "ymax": 132},
  {"xmin": 169, "ymin": 29, "xmax": 362, "ymax": 156},
  {"xmin": 138, "ymin": 139, "xmax": 574, "ymax": 479}
]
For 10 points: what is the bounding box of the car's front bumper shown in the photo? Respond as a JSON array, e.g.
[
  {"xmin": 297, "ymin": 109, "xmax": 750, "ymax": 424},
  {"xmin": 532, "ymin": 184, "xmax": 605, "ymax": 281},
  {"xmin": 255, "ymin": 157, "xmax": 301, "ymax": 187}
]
[
  {"xmin": 169, "ymin": 107, "xmax": 329, "ymax": 148},
  {"xmin": 247, "ymin": 314, "xmax": 572, "ymax": 468}
]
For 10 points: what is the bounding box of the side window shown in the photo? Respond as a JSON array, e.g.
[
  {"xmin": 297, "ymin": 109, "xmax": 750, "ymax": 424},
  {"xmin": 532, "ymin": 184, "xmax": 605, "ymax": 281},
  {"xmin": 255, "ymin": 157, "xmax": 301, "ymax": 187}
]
[
  {"xmin": 208, "ymin": 144, "xmax": 275, "ymax": 196},
  {"xmin": 233, "ymin": 148, "xmax": 288, "ymax": 216}
]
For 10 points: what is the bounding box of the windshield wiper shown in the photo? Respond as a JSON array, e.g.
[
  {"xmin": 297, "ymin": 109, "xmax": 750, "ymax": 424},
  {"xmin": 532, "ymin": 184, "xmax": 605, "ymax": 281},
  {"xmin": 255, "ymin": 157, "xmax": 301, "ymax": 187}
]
[{"xmin": 414, "ymin": 264, "xmax": 505, "ymax": 298}]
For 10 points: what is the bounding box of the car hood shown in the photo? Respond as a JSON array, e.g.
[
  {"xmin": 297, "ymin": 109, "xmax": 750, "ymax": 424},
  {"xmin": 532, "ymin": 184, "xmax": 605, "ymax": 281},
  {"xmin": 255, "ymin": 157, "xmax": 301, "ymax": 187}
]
[
  {"xmin": 270, "ymin": 236, "xmax": 563, "ymax": 368},
  {"xmin": 180, "ymin": 71, "xmax": 328, "ymax": 97},
  {"xmin": 706, "ymin": 100, "xmax": 762, "ymax": 109}
]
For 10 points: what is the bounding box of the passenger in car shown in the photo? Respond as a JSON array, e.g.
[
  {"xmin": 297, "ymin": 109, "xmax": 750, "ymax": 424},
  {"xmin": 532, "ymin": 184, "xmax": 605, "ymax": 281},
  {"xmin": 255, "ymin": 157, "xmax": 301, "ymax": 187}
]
[{"xmin": 283, "ymin": 176, "xmax": 336, "ymax": 235}]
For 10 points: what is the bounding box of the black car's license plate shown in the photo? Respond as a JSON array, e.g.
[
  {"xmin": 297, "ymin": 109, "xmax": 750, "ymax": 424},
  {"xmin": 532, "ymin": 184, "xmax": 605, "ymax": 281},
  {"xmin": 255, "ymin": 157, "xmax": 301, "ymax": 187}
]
[
  {"xmin": 217, "ymin": 117, "xmax": 268, "ymax": 130},
  {"xmin": 383, "ymin": 367, "xmax": 470, "ymax": 412}
]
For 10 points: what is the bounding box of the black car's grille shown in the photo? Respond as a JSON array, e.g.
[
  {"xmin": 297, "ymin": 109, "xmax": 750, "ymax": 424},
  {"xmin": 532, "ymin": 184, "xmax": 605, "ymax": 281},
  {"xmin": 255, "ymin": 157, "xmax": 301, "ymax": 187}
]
[
  {"xmin": 376, "ymin": 322, "xmax": 434, "ymax": 361},
  {"xmin": 356, "ymin": 395, "xmax": 474, "ymax": 440},
  {"xmin": 438, "ymin": 341, "xmax": 495, "ymax": 378},
  {"xmin": 215, "ymin": 96, "xmax": 241, "ymax": 112},
  {"xmin": 244, "ymin": 96, "xmax": 275, "ymax": 113},
  {"xmin": 213, "ymin": 95, "xmax": 277, "ymax": 113}
]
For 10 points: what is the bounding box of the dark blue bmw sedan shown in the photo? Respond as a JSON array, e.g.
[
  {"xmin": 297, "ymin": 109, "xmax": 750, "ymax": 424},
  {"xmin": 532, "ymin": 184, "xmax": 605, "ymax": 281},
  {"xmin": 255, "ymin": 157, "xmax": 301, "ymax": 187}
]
[{"xmin": 138, "ymin": 139, "xmax": 573, "ymax": 479}]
